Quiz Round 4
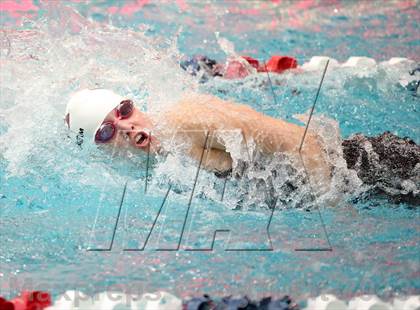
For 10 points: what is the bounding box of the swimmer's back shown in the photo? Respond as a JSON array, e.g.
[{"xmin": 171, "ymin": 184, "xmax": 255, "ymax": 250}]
[
  {"xmin": 163, "ymin": 93, "xmax": 305, "ymax": 152},
  {"xmin": 161, "ymin": 93, "xmax": 332, "ymax": 193}
]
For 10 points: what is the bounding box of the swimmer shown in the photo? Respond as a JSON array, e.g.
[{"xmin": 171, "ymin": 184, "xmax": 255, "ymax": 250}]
[{"xmin": 65, "ymin": 89, "xmax": 419, "ymax": 204}]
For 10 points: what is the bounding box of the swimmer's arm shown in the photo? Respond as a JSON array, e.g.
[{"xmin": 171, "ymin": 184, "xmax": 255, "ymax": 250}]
[{"xmin": 189, "ymin": 144, "xmax": 233, "ymax": 175}]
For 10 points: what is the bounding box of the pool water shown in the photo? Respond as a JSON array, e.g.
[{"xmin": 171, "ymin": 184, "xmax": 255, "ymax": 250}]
[{"xmin": 0, "ymin": 0, "xmax": 419, "ymax": 304}]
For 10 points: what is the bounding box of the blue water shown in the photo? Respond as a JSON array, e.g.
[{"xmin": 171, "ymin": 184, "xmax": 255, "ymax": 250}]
[{"xmin": 0, "ymin": 0, "xmax": 419, "ymax": 304}]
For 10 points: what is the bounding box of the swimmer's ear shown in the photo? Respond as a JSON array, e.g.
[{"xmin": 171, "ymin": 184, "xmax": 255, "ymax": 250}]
[{"xmin": 65, "ymin": 113, "xmax": 70, "ymax": 128}]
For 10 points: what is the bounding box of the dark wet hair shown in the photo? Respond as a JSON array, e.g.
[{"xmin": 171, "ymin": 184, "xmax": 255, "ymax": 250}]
[{"xmin": 342, "ymin": 131, "xmax": 419, "ymax": 205}]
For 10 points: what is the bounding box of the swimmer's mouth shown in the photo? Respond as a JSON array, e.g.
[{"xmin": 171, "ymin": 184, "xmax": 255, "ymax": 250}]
[{"xmin": 134, "ymin": 131, "xmax": 149, "ymax": 148}]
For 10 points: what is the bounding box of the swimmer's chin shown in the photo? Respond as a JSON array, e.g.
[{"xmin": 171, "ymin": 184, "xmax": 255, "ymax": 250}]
[{"xmin": 132, "ymin": 137, "xmax": 161, "ymax": 154}]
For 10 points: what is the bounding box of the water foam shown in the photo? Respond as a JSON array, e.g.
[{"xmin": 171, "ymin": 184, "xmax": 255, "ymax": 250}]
[
  {"xmin": 0, "ymin": 3, "xmax": 196, "ymax": 186},
  {"xmin": 0, "ymin": 3, "xmax": 417, "ymax": 209}
]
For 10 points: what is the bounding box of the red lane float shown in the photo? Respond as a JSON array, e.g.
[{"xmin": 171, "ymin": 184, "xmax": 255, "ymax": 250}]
[
  {"xmin": 0, "ymin": 291, "xmax": 51, "ymax": 310},
  {"xmin": 265, "ymin": 55, "xmax": 298, "ymax": 73},
  {"xmin": 241, "ymin": 56, "xmax": 260, "ymax": 70},
  {"xmin": 0, "ymin": 297, "xmax": 14, "ymax": 310},
  {"xmin": 224, "ymin": 58, "xmax": 253, "ymax": 79},
  {"xmin": 224, "ymin": 55, "xmax": 299, "ymax": 79}
]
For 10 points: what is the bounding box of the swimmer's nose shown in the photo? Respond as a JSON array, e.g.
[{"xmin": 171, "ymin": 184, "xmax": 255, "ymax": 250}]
[
  {"xmin": 114, "ymin": 121, "xmax": 135, "ymax": 139},
  {"xmin": 115, "ymin": 122, "xmax": 134, "ymax": 135}
]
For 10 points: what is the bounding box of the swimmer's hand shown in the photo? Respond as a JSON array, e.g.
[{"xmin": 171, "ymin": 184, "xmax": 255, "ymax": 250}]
[{"xmin": 189, "ymin": 144, "xmax": 233, "ymax": 176}]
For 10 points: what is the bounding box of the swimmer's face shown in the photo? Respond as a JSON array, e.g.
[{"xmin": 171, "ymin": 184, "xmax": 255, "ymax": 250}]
[{"xmin": 95, "ymin": 102, "xmax": 157, "ymax": 152}]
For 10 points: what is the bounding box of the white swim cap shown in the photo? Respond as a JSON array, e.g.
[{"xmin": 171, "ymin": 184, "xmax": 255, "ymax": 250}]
[{"xmin": 65, "ymin": 89, "xmax": 123, "ymax": 141}]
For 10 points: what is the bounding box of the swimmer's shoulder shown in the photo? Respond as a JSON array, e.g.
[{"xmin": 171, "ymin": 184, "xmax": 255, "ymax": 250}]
[{"xmin": 179, "ymin": 92, "xmax": 260, "ymax": 115}]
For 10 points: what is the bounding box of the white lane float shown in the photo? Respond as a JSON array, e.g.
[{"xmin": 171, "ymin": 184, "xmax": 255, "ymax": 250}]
[
  {"xmin": 300, "ymin": 56, "xmax": 340, "ymax": 71},
  {"xmin": 304, "ymin": 294, "xmax": 347, "ymax": 310},
  {"xmin": 342, "ymin": 56, "xmax": 377, "ymax": 68},
  {"xmin": 134, "ymin": 292, "xmax": 182, "ymax": 310},
  {"xmin": 385, "ymin": 57, "xmax": 415, "ymax": 66},
  {"xmin": 45, "ymin": 290, "xmax": 91, "ymax": 310},
  {"xmin": 393, "ymin": 295, "xmax": 420, "ymax": 310},
  {"xmin": 45, "ymin": 291, "xmax": 182, "ymax": 310},
  {"xmin": 299, "ymin": 56, "xmax": 418, "ymax": 93},
  {"xmin": 300, "ymin": 56, "xmax": 416, "ymax": 70},
  {"xmin": 304, "ymin": 294, "xmax": 419, "ymax": 310},
  {"xmin": 348, "ymin": 295, "xmax": 393, "ymax": 310}
]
